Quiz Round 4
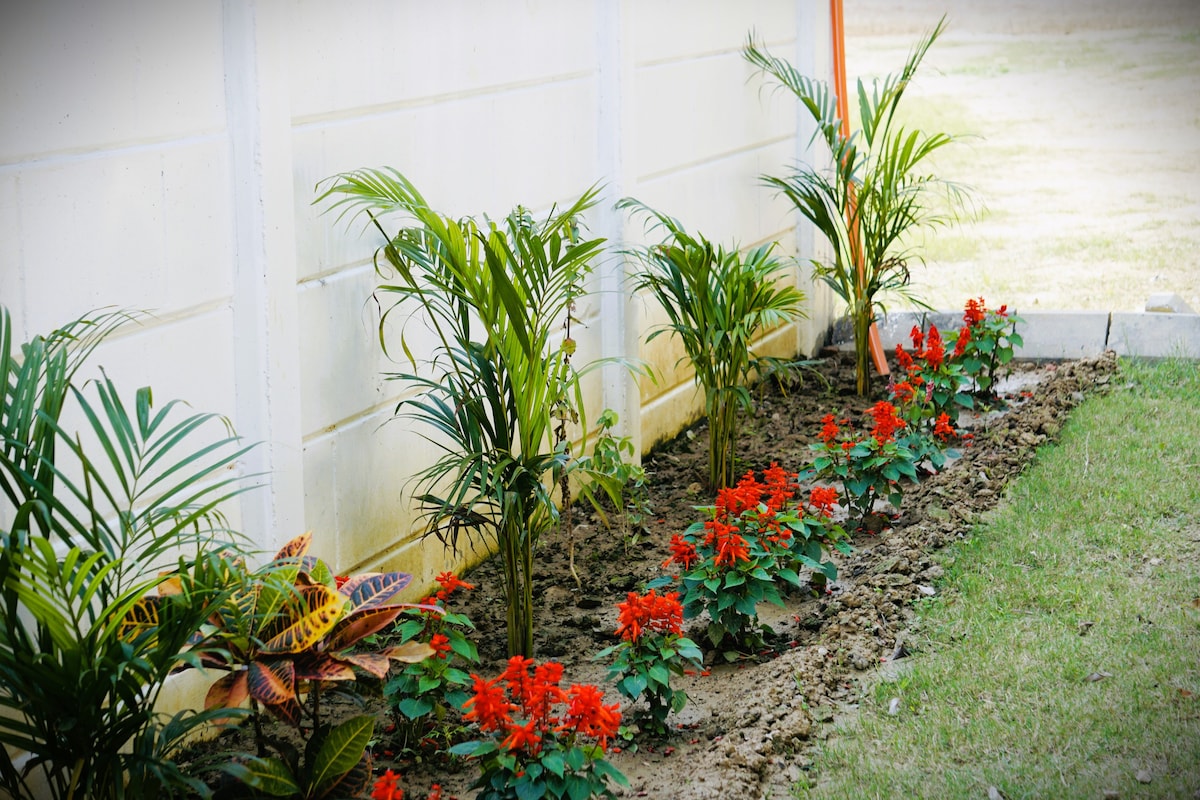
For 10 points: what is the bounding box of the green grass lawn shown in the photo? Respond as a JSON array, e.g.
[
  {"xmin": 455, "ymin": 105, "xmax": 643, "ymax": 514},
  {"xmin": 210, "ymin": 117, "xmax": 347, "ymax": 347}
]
[{"xmin": 799, "ymin": 359, "xmax": 1200, "ymax": 799}]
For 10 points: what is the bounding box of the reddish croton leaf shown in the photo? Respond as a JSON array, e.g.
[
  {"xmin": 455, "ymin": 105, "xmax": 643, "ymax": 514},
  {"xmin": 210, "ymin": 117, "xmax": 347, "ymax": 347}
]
[
  {"xmin": 265, "ymin": 696, "xmax": 302, "ymax": 727},
  {"xmin": 338, "ymin": 572, "xmax": 413, "ymax": 610},
  {"xmin": 333, "ymin": 651, "xmax": 392, "ymax": 680},
  {"xmin": 204, "ymin": 670, "xmax": 249, "ymax": 711},
  {"xmin": 292, "ymin": 654, "xmax": 356, "ymax": 683},
  {"xmin": 323, "ymin": 606, "xmax": 403, "ymax": 651},
  {"xmin": 385, "ymin": 641, "xmax": 436, "ymax": 664},
  {"xmin": 247, "ymin": 659, "xmax": 296, "ymax": 706},
  {"xmin": 327, "ymin": 750, "xmax": 373, "ymax": 798}
]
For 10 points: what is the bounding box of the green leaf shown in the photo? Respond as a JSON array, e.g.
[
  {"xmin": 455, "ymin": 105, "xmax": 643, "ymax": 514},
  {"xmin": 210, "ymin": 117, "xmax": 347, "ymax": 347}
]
[
  {"xmin": 648, "ymin": 663, "xmax": 671, "ymax": 688},
  {"xmin": 237, "ymin": 757, "xmax": 300, "ymax": 796},
  {"xmin": 541, "ymin": 749, "xmax": 566, "ymax": 777},
  {"xmin": 398, "ymin": 697, "xmax": 434, "ymax": 720},
  {"xmin": 309, "ymin": 715, "xmax": 374, "ymax": 796},
  {"xmin": 620, "ymin": 673, "xmax": 648, "ymax": 699}
]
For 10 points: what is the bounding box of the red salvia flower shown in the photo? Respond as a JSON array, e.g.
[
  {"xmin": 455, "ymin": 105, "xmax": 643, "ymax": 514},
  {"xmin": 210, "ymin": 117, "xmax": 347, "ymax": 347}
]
[
  {"xmin": 892, "ymin": 380, "xmax": 915, "ymax": 404},
  {"xmin": 952, "ymin": 326, "xmax": 971, "ymax": 359},
  {"xmin": 528, "ymin": 661, "xmax": 567, "ymax": 723},
  {"xmin": 462, "ymin": 674, "xmax": 513, "ymax": 733},
  {"xmin": 933, "ymin": 413, "xmax": 957, "ymax": 442},
  {"xmin": 500, "ymin": 719, "xmax": 542, "ymax": 754},
  {"xmin": 663, "ymin": 533, "xmax": 699, "ymax": 571},
  {"xmin": 963, "ymin": 297, "xmax": 986, "ymax": 328},
  {"xmin": 616, "ymin": 589, "xmax": 684, "ymax": 642},
  {"xmin": 923, "ymin": 325, "xmax": 945, "ymax": 370},
  {"xmin": 894, "ymin": 344, "xmax": 914, "ymax": 373},
  {"xmin": 762, "ymin": 462, "xmax": 798, "ymax": 510},
  {"xmin": 809, "ymin": 486, "xmax": 839, "ymax": 516},
  {"xmin": 433, "ymin": 571, "xmax": 476, "ymax": 603},
  {"xmin": 372, "ymin": 769, "xmax": 404, "ymax": 800},
  {"xmin": 428, "ymin": 633, "xmax": 452, "ymax": 660},
  {"xmin": 909, "ymin": 325, "xmax": 925, "ymax": 351},
  {"xmin": 559, "ymin": 683, "xmax": 621, "ymax": 748},
  {"xmin": 712, "ymin": 528, "xmax": 750, "ymax": 566},
  {"xmin": 427, "ymin": 786, "xmax": 442, "ymax": 800},
  {"xmin": 868, "ymin": 401, "xmax": 905, "ymax": 444},
  {"xmin": 819, "ymin": 413, "xmax": 841, "ymax": 445}
]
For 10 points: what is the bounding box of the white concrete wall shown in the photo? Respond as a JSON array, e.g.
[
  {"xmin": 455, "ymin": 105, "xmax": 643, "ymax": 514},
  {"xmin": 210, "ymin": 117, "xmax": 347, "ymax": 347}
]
[{"xmin": 1, "ymin": 0, "xmax": 835, "ymax": 587}]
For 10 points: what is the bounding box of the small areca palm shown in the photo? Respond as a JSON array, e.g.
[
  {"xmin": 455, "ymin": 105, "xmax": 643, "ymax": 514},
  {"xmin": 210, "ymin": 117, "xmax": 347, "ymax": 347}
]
[
  {"xmin": 317, "ymin": 168, "xmax": 614, "ymax": 657},
  {"xmin": 619, "ymin": 199, "xmax": 806, "ymax": 490},
  {"xmin": 745, "ymin": 18, "xmax": 968, "ymax": 396},
  {"xmin": 0, "ymin": 306, "xmax": 256, "ymax": 799}
]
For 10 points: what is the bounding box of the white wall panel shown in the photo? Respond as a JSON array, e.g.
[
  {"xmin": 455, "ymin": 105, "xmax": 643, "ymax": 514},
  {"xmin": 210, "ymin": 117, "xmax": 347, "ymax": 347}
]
[
  {"xmin": 288, "ymin": 0, "xmax": 597, "ymax": 121},
  {"xmin": 295, "ymin": 80, "xmax": 602, "ymax": 281},
  {"xmin": 631, "ymin": 0, "xmax": 798, "ymax": 64},
  {"xmin": 634, "ymin": 54, "xmax": 792, "ymax": 178},
  {"xmin": 0, "ymin": 0, "xmax": 225, "ymax": 162}
]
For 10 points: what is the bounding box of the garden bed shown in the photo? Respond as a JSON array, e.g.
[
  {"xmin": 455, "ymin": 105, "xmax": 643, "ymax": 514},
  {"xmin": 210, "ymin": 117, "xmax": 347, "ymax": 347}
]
[{"xmin": 189, "ymin": 349, "xmax": 1118, "ymax": 799}]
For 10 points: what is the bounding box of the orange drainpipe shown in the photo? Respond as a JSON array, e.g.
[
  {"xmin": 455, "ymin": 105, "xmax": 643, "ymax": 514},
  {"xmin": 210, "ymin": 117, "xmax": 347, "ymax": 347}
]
[{"xmin": 831, "ymin": 0, "xmax": 890, "ymax": 376}]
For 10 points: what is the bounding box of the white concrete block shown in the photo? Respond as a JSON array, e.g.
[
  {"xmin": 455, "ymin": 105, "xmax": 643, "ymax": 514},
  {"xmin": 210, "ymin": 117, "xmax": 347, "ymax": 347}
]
[
  {"xmin": 297, "ymin": 267, "xmax": 396, "ymax": 433},
  {"xmin": 1110, "ymin": 312, "xmax": 1200, "ymax": 359},
  {"xmin": 297, "ymin": 82, "xmax": 602, "ymax": 282},
  {"xmin": 0, "ymin": 1, "xmax": 224, "ymax": 160},
  {"xmin": 1013, "ymin": 311, "xmax": 1111, "ymax": 360},
  {"xmin": 328, "ymin": 410, "xmax": 438, "ymax": 570},
  {"xmin": 1144, "ymin": 292, "xmax": 1195, "ymax": 314},
  {"xmin": 301, "ymin": 432, "xmax": 339, "ymax": 548},
  {"xmin": 0, "ymin": 175, "xmax": 21, "ymax": 331},
  {"xmin": 635, "ymin": 53, "xmax": 793, "ymax": 177},
  {"xmin": 80, "ymin": 306, "xmax": 239, "ymax": 422},
  {"xmin": 632, "ymin": 0, "xmax": 796, "ymax": 64},
  {"xmin": 289, "ymin": 0, "xmax": 596, "ymax": 120},
  {"xmin": 161, "ymin": 141, "xmax": 236, "ymax": 309},
  {"xmin": 18, "ymin": 153, "xmax": 169, "ymax": 334}
]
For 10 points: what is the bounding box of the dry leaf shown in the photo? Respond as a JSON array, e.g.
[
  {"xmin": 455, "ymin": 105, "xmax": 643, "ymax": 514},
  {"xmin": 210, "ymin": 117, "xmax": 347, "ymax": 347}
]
[
  {"xmin": 1077, "ymin": 620, "xmax": 1095, "ymax": 636},
  {"xmin": 987, "ymin": 786, "xmax": 1006, "ymax": 800},
  {"xmin": 1085, "ymin": 671, "xmax": 1113, "ymax": 682},
  {"xmin": 1135, "ymin": 769, "xmax": 1152, "ymax": 784},
  {"xmin": 887, "ymin": 697, "xmax": 901, "ymax": 715}
]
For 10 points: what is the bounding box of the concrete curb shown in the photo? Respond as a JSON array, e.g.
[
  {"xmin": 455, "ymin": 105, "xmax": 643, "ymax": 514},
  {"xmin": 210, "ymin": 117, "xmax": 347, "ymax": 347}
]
[{"xmin": 832, "ymin": 310, "xmax": 1200, "ymax": 360}]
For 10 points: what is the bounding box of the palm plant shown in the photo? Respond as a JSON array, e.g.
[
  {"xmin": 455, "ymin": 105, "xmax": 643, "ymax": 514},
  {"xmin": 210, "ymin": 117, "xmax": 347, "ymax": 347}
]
[
  {"xmin": 744, "ymin": 18, "xmax": 968, "ymax": 396},
  {"xmin": 618, "ymin": 199, "xmax": 806, "ymax": 490},
  {"xmin": 316, "ymin": 168, "xmax": 614, "ymax": 658},
  {"xmin": 0, "ymin": 306, "xmax": 257, "ymax": 799}
]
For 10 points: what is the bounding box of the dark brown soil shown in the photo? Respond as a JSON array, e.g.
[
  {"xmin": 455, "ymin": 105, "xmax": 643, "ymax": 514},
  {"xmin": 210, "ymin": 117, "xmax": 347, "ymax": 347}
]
[{"xmin": 188, "ymin": 349, "xmax": 1119, "ymax": 800}]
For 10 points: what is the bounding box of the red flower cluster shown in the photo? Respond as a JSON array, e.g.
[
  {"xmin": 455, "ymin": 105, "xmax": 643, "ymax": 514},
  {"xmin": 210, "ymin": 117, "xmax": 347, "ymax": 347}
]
[
  {"xmin": 462, "ymin": 657, "xmax": 621, "ymax": 754},
  {"xmin": 428, "ymin": 633, "xmax": 452, "ymax": 659},
  {"xmin": 819, "ymin": 413, "xmax": 841, "ymax": 445},
  {"xmin": 868, "ymin": 401, "xmax": 905, "ymax": 444},
  {"xmin": 616, "ymin": 589, "xmax": 684, "ymax": 642},
  {"xmin": 372, "ymin": 769, "xmax": 403, "ymax": 800},
  {"xmin": 952, "ymin": 325, "xmax": 971, "ymax": 359},
  {"xmin": 421, "ymin": 571, "xmax": 476, "ymax": 607},
  {"xmin": 706, "ymin": 520, "xmax": 750, "ymax": 567},
  {"xmin": 963, "ymin": 296, "xmax": 986, "ymax": 327},
  {"xmin": 762, "ymin": 462, "xmax": 799, "ymax": 509},
  {"xmin": 923, "ymin": 327, "xmax": 945, "ymax": 370},
  {"xmin": 809, "ymin": 486, "xmax": 839, "ymax": 517},
  {"xmin": 899, "ymin": 324, "xmax": 946, "ymax": 372},
  {"xmin": 933, "ymin": 412, "xmax": 957, "ymax": 443},
  {"xmin": 663, "ymin": 533, "xmax": 699, "ymax": 571},
  {"xmin": 891, "ymin": 380, "xmax": 916, "ymax": 404}
]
